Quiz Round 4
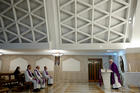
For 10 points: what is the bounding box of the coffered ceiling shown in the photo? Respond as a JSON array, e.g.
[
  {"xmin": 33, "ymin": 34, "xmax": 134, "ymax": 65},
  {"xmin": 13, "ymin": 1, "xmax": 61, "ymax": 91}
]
[
  {"xmin": 0, "ymin": 0, "xmax": 137, "ymax": 50},
  {"xmin": 58, "ymin": 0, "xmax": 132, "ymax": 44},
  {"xmin": 0, "ymin": 0, "xmax": 48, "ymax": 43}
]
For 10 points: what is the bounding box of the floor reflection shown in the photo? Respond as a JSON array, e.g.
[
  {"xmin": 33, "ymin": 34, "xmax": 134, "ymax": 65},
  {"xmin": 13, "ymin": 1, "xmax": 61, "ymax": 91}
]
[{"xmin": 10, "ymin": 83, "xmax": 140, "ymax": 93}]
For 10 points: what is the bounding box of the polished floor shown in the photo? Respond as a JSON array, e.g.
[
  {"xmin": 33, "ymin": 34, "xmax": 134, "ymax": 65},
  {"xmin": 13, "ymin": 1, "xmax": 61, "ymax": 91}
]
[{"xmin": 10, "ymin": 83, "xmax": 140, "ymax": 93}]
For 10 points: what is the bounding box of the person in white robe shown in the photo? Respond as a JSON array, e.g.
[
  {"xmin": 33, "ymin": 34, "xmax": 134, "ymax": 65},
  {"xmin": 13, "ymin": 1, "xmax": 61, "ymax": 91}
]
[
  {"xmin": 34, "ymin": 66, "xmax": 46, "ymax": 88},
  {"xmin": 42, "ymin": 66, "xmax": 53, "ymax": 85},
  {"xmin": 24, "ymin": 65, "xmax": 40, "ymax": 92}
]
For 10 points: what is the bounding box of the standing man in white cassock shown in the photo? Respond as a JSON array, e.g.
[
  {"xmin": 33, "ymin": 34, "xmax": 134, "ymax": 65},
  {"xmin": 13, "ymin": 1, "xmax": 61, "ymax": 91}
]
[
  {"xmin": 43, "ymin": 66, "xmax": 53, "ymax": 85},
  {"xmin": 24, "ymin": 65, "xmax": 40, "ymax": 92},
  {"xmin": 34, "ymin": 66, "xmax": 46, "ymax": 88}
]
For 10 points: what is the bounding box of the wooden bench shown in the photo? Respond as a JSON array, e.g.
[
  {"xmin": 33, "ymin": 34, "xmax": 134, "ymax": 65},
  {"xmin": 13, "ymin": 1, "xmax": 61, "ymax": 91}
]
[
  {"xmin": 0, "ymin": 73, "xmax": 18, "ymax": 88},
  {"xmin": 0, "ymin": 87, "xmax": 9, "ymax": 93},
  {"xmin": 10, "ymin": 74, "xmax": 33, "ymax": 92},
  {"xmin": 0, "ymin": 78, "xmax": 9, "ymax": 93},
  {"xmin": 0, "ymin": 73, "xmax": 36, "ymax": 92},
  {"xmin": 23, "ymin": 82, "xmax": 33, "ymax": 90}
]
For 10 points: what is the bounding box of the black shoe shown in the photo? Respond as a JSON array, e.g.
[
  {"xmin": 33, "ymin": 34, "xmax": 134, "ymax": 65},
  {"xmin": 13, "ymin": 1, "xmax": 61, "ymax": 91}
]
[
  {"xmin": 37, "ymin": 88, "xmax": 40, "ymax": 91},
  {"xmin": 112, "ymin": 88, "xmax": 119, "ymax": 89},
  {"xmin": 33, "ymin": 89, "xmax": 40, "ymax": 92},
  {"xmin": 33, "ymin": 89, "xmax": 38, "ymax": 92},
  {"xmin": 48, "ymin": 84, "xmax": 52, "ymax": 86}
]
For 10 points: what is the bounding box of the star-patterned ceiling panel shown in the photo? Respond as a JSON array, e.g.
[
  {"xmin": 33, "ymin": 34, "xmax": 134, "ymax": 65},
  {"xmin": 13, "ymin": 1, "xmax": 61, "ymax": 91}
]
[
  {"xmin": 0, "ymin": 0, "xmax": 48, "ymax": 44},
  {"xmin": 58, "ymin": 0, "xmax": 132, "ymax": 44}
]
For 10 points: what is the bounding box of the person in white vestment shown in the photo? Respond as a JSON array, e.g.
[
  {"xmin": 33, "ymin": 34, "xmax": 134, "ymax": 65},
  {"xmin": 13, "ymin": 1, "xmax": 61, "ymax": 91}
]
[
  {"xmin": 34, "ymin": 66, "xmax": 46, "ymax": 88},
  {"xmin": 42, "ymin": 66, "xmax": 53, "ymax": 85},
  {"xmin": 24, "ymin": 65, "xmax": 40, "ymax": 92}
]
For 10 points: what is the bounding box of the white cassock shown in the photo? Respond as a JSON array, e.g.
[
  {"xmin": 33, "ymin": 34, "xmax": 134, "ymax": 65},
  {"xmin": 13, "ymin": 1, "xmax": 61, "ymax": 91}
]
[
  {"xmin": 34, "ymin": 69, "xmax": 46, "ymax": 88},
  {"xmin": 24, "ymin": 69, "xmax": 40, "ymax": 89},
  {"xmin": 42, "ymin": 70, "xmax": 53, "ymax": 84},
  {"xmin": 113, "ymin": 74, "xmax": 121, "ymax": 88}
]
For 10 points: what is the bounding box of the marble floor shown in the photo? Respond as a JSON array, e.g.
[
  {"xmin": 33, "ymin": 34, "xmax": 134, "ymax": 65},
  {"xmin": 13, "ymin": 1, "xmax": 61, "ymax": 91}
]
[{"xmin": 10, "ymin": 83, "xmax": 140, "ymax": 93}]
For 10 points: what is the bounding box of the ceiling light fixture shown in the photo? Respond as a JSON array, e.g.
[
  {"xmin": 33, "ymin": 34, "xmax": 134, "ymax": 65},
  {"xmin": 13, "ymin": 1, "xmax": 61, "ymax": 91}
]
[
  {"xmin": 52, "ymin": 52, "xmax": 64, "ymax": 56},
  {"xmin": 48, "ymin": 49, "xmax": 64, "ymax": 56},
  {"xmin": 0, "ymin": 52, "xmax": 3, "ymax": 56},
  {"xmin": 106, "ymin": 50, "xmax": 113, "ymax": 52}
]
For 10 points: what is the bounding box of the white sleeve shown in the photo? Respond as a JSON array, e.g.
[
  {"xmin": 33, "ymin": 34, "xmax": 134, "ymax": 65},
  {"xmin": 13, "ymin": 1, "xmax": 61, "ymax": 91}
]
[
  {"xmin": 43, "ymin": 71, "xmax": 47, "ymax": 77},
  {"xmin": 25, "ymin": 71, "xmax": 33, "ymax": 81},
  {"xmin": 39, "ymin": 72, "xmax": 43, "ymax": 77},
  {"xmin": 34, "ymin": 71, "xmax": 41, "ymax": 79}
]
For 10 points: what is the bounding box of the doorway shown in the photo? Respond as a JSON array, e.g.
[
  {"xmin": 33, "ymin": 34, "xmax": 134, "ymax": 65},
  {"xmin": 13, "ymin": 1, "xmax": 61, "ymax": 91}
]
[{"xmin": 88, "ymin": 58, "xmax": 103, "ymax": 82}]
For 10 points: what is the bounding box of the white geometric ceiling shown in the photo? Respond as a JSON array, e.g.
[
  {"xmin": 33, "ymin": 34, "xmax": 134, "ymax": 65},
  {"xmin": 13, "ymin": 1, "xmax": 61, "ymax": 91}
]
[
  {"xmin": 0, "ymin": 0, "xmax": 48, "ymax": 44},
  {"xmin": 58, "ymin": 0, "xmax": 132, "ymax": 44},
  {"xmin": 0, "ymin": 0, "xmax": 137, "ymax": 50}
]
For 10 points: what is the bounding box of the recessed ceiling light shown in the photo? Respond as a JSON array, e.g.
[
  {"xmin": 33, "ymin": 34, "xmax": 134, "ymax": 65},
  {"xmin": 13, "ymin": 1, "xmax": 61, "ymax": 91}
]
[
  {"xmin": 107, "ymin": 50, "xmax": 113, "ymax": 52},
  {"xmin": 129, "ymin": 18, "xmax": 132, "ymax": 20},
  {"xmin": 99, "ymin": 45, "xmax": 103, "ymax": 48},
  {"xmin": 0, "ymin": 52, "xmax": 3, "ymax": 55}
]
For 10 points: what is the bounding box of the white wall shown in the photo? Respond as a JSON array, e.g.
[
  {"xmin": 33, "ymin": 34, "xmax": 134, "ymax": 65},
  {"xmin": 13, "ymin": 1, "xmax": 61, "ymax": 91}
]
[
  {"xmin": 126, "ymin": 0, "xmax": 140, "ymax": 49},
  {"xmin": 62, "ymin": 58, "xmax": 80, "ymax": 71},
  {"xmin": 0, "ymin": 60, "xmax": 1, "ymax": 71},
  {"xmin": 132, "ymin": 0, "xmax": 140, "ymax": 42},
  {"xmin": 125, "ymin": 72, "xmax": 140, "ymax": 87},
  {"xmin": 10, "ymin": 58, "xmax": 28, "ymax": 71},
  {"xmin": 36, "ymin": 58, "xmax": 54, "ymax": 71}
]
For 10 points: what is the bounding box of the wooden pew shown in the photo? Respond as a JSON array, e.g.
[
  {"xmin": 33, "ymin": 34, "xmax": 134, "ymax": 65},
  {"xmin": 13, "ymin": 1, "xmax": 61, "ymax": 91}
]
[
  {"xmin": 0, "ymin": 73, "xmax": 34, "ymax": 92},
  {"xmin": 0, "ymin": 73, "xmax": 17, "ymax": 88},
  {"xmin": 0, "ymin": 87, "xmax": 9, "ymax": 93},
  {"xmin": 0, "ymin": 78, "xmax": 9, "ymax": 93},
  {"xmin": 15, "ymin": 73, "xmax": 33, "ymax": 90}
]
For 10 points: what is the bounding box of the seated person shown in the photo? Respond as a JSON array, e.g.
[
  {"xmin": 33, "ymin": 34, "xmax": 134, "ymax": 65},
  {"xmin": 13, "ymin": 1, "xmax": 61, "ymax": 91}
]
[
  {"xmin": 24, "ymin": 65, "xmax": 40, "ymax": 92},
  {"xmin": 42, "ymin": 66, "xmax": 53, "ymax": 85},
  {"xmin": 14, "ymin": 66, "xmax": 21, "ymax": 80},
  {"xmin": 109, "ymin": 59, "xmax": 121, "ymax": 89},
  {"xmin": 34, "ymin": 66, "xmax": 46, "ymax": 88}
]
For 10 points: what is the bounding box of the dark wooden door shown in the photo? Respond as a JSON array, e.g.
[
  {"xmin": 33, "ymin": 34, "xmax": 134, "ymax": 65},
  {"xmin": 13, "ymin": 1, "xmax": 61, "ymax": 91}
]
[{"xmin": 88, "ymin": 58, "xmax": 102, "ymax": 82}]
